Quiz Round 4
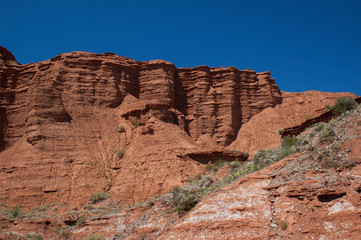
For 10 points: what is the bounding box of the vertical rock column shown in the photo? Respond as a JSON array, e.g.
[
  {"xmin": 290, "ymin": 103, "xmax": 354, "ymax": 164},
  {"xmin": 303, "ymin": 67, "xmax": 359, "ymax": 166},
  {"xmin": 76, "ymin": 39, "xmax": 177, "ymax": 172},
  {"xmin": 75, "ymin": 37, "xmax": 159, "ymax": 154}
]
[
  {"xmin": 178, "ymin": 66, "xmax": 217, "ymax": 142},
  {"xmin": 0, "ymin": 48, "xmax": 24, "ymax": 149},
  {"xmin": 178, "ymin": 67, "xmax": 243, "ymax": 146},
  {"xmin": 177, "ymin": 67, "xmax": 282, "ymax": 146},
  {"xmin": 238, "ymin": 70, "xmax": 282, "ymax": 125},
  {"xmin": 210, "ymin": 68, "xmax": 242, "ymax": 145},
  {"xmin": 138, "ymin": 60, "xmax": 177, "ymax": 106}
]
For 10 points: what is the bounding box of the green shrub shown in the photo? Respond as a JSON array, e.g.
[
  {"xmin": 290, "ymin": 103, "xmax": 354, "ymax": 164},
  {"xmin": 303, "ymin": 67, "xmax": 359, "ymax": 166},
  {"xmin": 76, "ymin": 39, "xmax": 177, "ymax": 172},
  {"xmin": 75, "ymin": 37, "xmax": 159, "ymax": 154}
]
[
  {"xmin": 252, "ymin": 139, "xmax": 299, "ymax": 170},
  {"xmin": 205, "ymin": 159, "xmax": 227, "ymax": 172},
  {"xmin": 252, "ymin": 149, "xmax": 272, "ymax": 168},
  {"xmin": 174, "ymin": 195, "xmax": 197, "ymax": 214},
  {"xmin": 319, "ymin": 126, "xmax": 335, "ymax": 143},
  {"xmin": 83, "ymin": 204, "xmax": 95, "ymax": 210},
  {"xmin": 85, "ymin": 233, "xmax": 105, "ymax": 240},
  {"xmin": 213, "ymin": 159, "xmax": 227, "ymax": 171},
  {"xmin": 205, "ymin": 163, "xmax": 213, "ymax": 172},
  {"xmin": 76, "ymin": 215, "xmax": 87, "ymax": 226},
  {"xmin": 118, "ymin": 125, "xmax": 125, "ymax": 132},
  {"xmin": 315, "ymin": 122, "xmax": 327, "ymax": 132},
  {"xmin": 242, "ymin": 152, "xmax": 249, "ymax": 159},
  {"xmin": 26, "ymin": 233, "xmax": 43, "ymax": 240},
  {"xmin": 277, "ymin": 147, "xmax": 295, "ymax": 161},
  {"xmin": 281, "ymin": 136, "xmax": 300, "ymax": 149},
  {"xmin": 324, "ymin": 105, "xmax": 333, "ymax": 112},
  {"xmin": 89, "ymin": 192, "xmax": 109, "ymax": 203},
  {"xmin": 332, "ymin": 96, "xmax": 357, "ymax": 115},
  {"xmin": 310, "ymin": 131, "xmax": 316, "ymax": 138},
  {"xmin": 230, "ymin": 161, "xmax": 242, "ymax": 170},
  {"xmin": 8, "ymin": 205, "xmax": 23, "ymax": 219},
  {"xmin": 171, "ymin": 188, "xmax": 198, "ymax": 215},
  {"xmin": 278, "ymin": 128, "xmax": 284, "ymax": 135},
  {"xmin": 172, "ymin": 186, "xmax": 181, "ymax": 193}
]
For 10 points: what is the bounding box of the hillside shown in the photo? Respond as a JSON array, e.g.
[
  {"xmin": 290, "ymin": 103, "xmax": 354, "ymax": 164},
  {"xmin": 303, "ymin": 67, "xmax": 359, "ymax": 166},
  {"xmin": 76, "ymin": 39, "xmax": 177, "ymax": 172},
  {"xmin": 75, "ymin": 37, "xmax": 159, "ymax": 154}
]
[{"xmin": 0, "ymin": 46, "xmax": 360, "ymax": 239}]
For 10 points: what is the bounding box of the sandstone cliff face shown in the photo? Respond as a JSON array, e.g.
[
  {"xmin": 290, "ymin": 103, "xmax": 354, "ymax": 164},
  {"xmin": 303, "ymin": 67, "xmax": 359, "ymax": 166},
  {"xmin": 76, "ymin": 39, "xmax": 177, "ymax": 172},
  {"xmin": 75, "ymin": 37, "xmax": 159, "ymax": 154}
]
[
  {"xmin": 1, "ymin": 46, "xmax": 360, "ymax": 240},
  {"xmin": 177, "ymin": 67, "xmax": 282, "ymax": 146},
  {"xmin": 158, "ymin": 107, "xmax": 361, "ymax": 240},
  {"xmin": 2, "ymin": 106, "xmax": 360, "ymax": 240},
  {"xmin": 0, "ymin": 47, "xmax": 281, "ymax": 207},
  {"xmin": 229, "ymin": 91, "xmax": 357, "ymax": 156}
]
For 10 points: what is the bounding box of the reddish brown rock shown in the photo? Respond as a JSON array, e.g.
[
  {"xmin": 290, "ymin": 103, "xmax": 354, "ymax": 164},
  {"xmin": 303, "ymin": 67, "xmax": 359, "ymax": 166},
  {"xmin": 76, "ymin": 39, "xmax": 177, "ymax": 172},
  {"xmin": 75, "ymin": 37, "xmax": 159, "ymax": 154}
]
[
  {"xmin": 157, "ymin": 107, "xmax": 361, "ymax": 240},
  {"xmin": 229, "ymin": 91, "xmax": 357, "ymax": 156},
  {"xmin": 0, "ymin": 46, "xmax": 282, "ymax": 208},
  {"xmin": 0, "ymin": 46, "xmax": 18, "ymax": 66},
  {"xmin": 177, "ymin": 67, "xmax": 281, "ymax": 146},
  {"xmin": 0, "ymin": 45, "xmax": 358, "ymax": 215},
  {"xmin": 0, "ymin": 45, "xmax": 360, "ymax": 239},
  {"xmin": 1, "ymin": 106, "xmax": 361, "ymax": 239},
  {"xmin": 159, "ymin": 155, "xmax": 361, "ymax": 239}
]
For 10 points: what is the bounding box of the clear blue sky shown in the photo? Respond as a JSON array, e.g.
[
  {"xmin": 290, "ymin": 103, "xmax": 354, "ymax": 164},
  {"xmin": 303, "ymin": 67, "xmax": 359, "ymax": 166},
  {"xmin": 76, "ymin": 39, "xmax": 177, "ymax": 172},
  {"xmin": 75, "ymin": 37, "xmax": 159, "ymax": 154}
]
[{"xmin": 1, "ymin": 0, "xmax": 360, "ymax": 96}]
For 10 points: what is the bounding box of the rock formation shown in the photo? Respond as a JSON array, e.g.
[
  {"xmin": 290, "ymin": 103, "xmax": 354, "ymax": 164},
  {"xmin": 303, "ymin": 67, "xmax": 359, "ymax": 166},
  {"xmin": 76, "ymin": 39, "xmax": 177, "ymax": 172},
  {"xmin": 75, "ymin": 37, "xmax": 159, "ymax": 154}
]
[
  {"xmin": 229, "ymin": 91, "xmax": 356, "ymax": 156},
  {"xmin": 1, "ymin": 105, "xmax": 360, "ymax": 240},
  {"xmin": 159, "ymin": 107, "xmax": 361, "ymax": 240},
  {"xmin": 0, "ymin": 46, "xmax": 283, "ymax": 207},
  {"xmin": 0, "ymin": 46, "xmax": 360, "ymax": 239}
]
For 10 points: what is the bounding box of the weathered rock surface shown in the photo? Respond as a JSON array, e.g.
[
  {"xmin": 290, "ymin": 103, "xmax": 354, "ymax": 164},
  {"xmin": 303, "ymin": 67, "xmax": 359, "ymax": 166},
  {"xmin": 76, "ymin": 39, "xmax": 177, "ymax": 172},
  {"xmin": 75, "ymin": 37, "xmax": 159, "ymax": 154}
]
[
  {"xmin": 0, "ymin": 46, "xmax": 360, "ymax": 239},
  {"xmin": 177, "ymin": 67, "xmax": 282, "ymax": 145},
  {"xmin": 2, "ymin": 106, "xmax": 360, "ymax": 240},
  {"xmin": 229, "ymin": 91, "xmax": 357, "ymax": 156},
  {"xmin": 159, "ymin": 154, "xmax": 361, "ymax": 239},
  {"xmin": 0, "ymin": 47, "xmax": 279, "ymax": 208},
  {"xmin": 158, "ymin": 107, "xmax": 361, "ymax": 240}
]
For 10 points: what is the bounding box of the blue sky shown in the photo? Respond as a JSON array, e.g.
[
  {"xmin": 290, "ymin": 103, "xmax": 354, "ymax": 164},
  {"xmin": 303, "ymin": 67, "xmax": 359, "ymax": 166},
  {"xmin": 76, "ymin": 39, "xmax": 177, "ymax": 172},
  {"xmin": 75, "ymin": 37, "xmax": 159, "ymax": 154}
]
[{"xmin": 1, "ymin": 0, "xmax": 360, "ymax": 96}]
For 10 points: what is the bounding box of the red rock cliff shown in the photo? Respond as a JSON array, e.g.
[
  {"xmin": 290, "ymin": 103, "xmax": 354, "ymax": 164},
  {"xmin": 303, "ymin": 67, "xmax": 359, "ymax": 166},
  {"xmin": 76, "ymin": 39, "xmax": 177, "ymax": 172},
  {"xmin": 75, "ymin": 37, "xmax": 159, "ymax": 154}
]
[{"xmin": 0, "ymin": 46, "xmax": 318, "ymax": 208}]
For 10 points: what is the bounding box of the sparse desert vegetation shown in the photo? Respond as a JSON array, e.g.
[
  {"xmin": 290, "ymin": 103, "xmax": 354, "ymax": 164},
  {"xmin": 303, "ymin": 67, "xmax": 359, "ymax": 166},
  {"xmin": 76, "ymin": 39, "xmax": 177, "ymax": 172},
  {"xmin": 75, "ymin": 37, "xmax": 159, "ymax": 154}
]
[
  {"xmin": 89, "ymin": 192, "xmax": 110, "ymax": 204},
  {"xmin": 1, "ymin": 42, "xmax": 360, "ymax": 239},
  {"xmin": 85, "ymin": 233, "xmax": 105, "ymax": 240},
  {"xmin": 331, "ymin": 96, "xmax": 358, "ymax": 115},
  {"xmin": 25, "ymin": 233, "xmax": 43, "ymax": 240}
]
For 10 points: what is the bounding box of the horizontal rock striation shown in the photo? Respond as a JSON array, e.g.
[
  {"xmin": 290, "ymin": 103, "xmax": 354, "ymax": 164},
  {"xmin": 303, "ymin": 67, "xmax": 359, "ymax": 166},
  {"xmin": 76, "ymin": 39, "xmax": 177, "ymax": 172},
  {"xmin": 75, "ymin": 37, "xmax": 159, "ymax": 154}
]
[
  {"xmin": 177, "ymin": 67, "xmax": 282, "ymax": 145},
  {"xmin": 0, "ymin": 49, "xmax": 282, "ymax": 149},
  {"xmin": 229, "ymin": 91, "xmax": 357, "ymax": 156},
  {"xmin": 0, "ymin": 46, "xmax": 281, "ymax": 207},
  {"xmin": 159, "ymin": 153, "xmax": 361, "ymax": 240}
]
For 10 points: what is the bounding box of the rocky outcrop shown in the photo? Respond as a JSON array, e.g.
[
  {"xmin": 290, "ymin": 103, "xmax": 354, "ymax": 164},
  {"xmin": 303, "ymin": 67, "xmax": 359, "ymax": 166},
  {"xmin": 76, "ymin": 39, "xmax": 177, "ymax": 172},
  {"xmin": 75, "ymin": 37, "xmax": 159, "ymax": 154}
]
[
  {"xmin": 280, "ymin": 96, "xmax": 361, "ymax": 138},
  {"xmin": 158, "ymin": 107, "xmax": 361, "ymax": 240},
  {"xmin": 0, "ymin": 46, "xmax": 18, "ymax": 66},
  {"xmin": 158, "ymin": 154, "xmax": 361, "ymax": 239},
  {"xmin": 3, "ymin": 105, "xmax": 361, "ymax": 240},
  {"xmin": 0, "ymin": 46, "xmax": 360, "ymax": 239},
  {"xmin": 177, "ymin": 150, "xmax": 248, "ymax": 164},
  {"xmin": 229, "ymin": 91, "xmax": 357, "ymax": 156},
  {"xmin": 177, "ymin": 67, "xmax": 281, "ymax": 145},
  {"xmin": 0, "ymin": 46, "xmax": 282, "ymax": 207}
]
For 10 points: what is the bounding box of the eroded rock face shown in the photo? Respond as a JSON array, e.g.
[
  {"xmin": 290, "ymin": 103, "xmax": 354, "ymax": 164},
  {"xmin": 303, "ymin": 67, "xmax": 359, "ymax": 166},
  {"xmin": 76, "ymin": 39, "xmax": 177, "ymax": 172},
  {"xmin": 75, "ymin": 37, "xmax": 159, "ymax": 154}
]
[
  {"xmin": 0, "ymin": 46, "xmax": 360, "ymax": 240},
  {"xmin": 0, "ymin": 47, "xmax": 280, "ymax": 207},
  {"xmin": 229, "ymin": 91, "xmax": 357, "ymax": 156},
  {"xmin": 177, "ymin": 67, "xmax": 282, "ymax": 145},
  {"xmin": 158, "ymin": 107, "xmax": 361, "ymax": 240},
  {"xmin": 159, "ymin": 155, "xmax": 361, "ymax": 240}
]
